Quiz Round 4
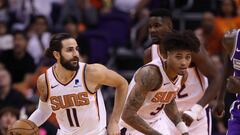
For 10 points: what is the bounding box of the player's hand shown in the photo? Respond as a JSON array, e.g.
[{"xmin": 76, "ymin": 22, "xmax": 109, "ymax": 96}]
[
  {"xmin": 181, "ymin": 113, "xmax": 194, "ymax": 126},
  {"xmin": 212, "ymin": 100, "xmax": 225, "ymax": 118},
  {"xmin": 107, "ymin": 120, "xmax": 120, "ymax": 135},
  {"xmin": 182, "ymin": 104, "xmax": 203, "ymax": 126},
  {"xmin": 226, "ymin": 76, "xmax": 240, "ymax": 93}
]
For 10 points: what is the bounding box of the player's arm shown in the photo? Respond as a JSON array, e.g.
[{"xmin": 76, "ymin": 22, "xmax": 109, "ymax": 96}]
[
  {"xmin": 122, "ymin": 65, "xmax": 162, "ymax": 135},
  {"xmin": 143, "ymin": 47, "xmax": 152, "ymax": 64},
  {"xmin": 86, "ymin": 64, "xmax": 128, "ymax": 135},
  {"xmin": 164, "ymin": 99, "xmax": 188, "ymax": 135},
  {"xmin": 28, "ymin": 74, "xmax": 52, "ymax": 127},
  {"xmin": 192, "ymin": 43, "xmax": 222, "ymax": 107},
  {"xmin": 213, "ymin": 32, "xmax": 235, "ymax": 117},
  {"xmin": 182, "ymin": 43, "xmax": 222, "ymax": 126},
  {"xmin": 212, "ymin": 55, "xmax": 232, "ymax": 117}
]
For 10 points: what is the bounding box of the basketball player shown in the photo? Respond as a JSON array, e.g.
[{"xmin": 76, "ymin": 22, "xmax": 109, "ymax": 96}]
[
  {"xmin": 213, "ymin": 29, "xmax": 240, "ymax": 135},
  {"xmin": 121, "ymin": 31, "xmax": 200, "ymax": 135},
  {"xmin": 144, "ymin": 9, "xmax": 221, "ymax": 134},
  {"xmin": 28, "ymin": 33, "xmax": 128, "ymax": 135}
]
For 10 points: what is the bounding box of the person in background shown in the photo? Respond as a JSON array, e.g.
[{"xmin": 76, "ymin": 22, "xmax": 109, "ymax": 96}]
[{"xmin": 0, "ymin": 107, "xmax": 19, "ymax": 135}]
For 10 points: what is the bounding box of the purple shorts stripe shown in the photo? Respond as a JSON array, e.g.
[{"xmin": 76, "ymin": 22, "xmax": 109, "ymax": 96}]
[{"xmin": 206, "ymin": 107, "xmax": 212, "ymax": 135}]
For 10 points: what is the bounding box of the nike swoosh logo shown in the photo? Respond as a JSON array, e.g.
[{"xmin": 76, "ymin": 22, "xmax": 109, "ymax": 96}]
[
  {"xmin": 163, "ymin": 82, "xmax": 171, "ymax": 85},
  {"xmin": 51, "ymin": 84, "xmax": 59, "ymax": 89},
  {"xmin": 73, "ymin": 85, "xmax": 81, "ymax": 87},
  {"xmin": 196, "ymin": 117, "xmax": 204, "ymax": 121}
]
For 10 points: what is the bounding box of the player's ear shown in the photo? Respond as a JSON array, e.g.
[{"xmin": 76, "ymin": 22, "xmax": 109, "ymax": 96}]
[{"xmin": 53, "ymin": 51, "xmax": 60, "ymax": 60}]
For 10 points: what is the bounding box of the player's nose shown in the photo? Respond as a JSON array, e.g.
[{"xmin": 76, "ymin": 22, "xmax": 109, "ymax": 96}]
[
  {"xmin": 180, "ymin": 59, "xmax": 188, "ymax": 67},
  {"xmin": 72, "ymin": 50, "xmax": 79, "ymax": 57}
]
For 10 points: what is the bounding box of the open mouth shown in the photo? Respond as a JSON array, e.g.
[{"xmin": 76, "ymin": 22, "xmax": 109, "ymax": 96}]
[
  {"xmin": 180, "ymin": 68, "xmax": 187, "ymax": 71},
  {"xmin": 71, "ymin": 60, "xmax": 78, "ymax": 64}
]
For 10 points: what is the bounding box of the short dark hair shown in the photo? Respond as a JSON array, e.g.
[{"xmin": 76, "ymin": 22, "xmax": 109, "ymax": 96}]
[
  {"xmin": 63, "ymin": 16, "xmax": 78, "ymax": 25},
  {"xmin": 150, "ymin": 8, "xmax": 172, "ymax": 19},
  {"xmin": 12, "ymin": 30, "xmax": 28, "ymax": 40},
  {"xmin": 162, "ymin": 30, "xmax": 200, "ymax": 53},
  {"xmin": 32, "ymin": 15, "xmax": 48, "ymax": 24},
  {"xmin": 0, "ymin": 107, "xmax": 19, "ymax": 119},
  {"xmin": 45, "ymin": 33, "xmax": 74, "ymax": 59}
]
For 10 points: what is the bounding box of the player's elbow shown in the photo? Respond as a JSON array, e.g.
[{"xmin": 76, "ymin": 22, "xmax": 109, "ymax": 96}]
[
  {"xmin": 116, "ymin": 78, "xmax": 128, "ymax": 92},
  {"xmin": 207, "ymin": 66, "xmax": 221, "ymax": 82},
  {"xmin": 122, "ymin": 108, "xmax": 136, "ymax": 124}
]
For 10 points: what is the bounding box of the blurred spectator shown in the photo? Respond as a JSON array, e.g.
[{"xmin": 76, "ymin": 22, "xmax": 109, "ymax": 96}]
[
  {"xmin": 57, "ymin": 0, "xmax": 98, "ymax": 31},
  {"xmin": 195, "ymin": 12, "xmax": 223, "ymax": 56},
  {"xmin": 76, "ymin": 34, "xmax": 90, "ymax": 63},
  {"xmin": 63, "ymin": 17, "xmax": 89, "ymax": 62},
  {"xmin": 0, "ymin": 30, "xmax": 36, "ymax": 84},
  {"xmin": 27, "ymin": 15, "xmax": 51, "ymax": 65},
  {"xmin": 0, "ymin": 64, "xmax": 28, "ymax": 110},
  {"xmin": 114, "ymin": 0, "xmax": 150, "ymax": 49},
  {"xmin": 92, "ymin": 0, "xmax": 112, "ymax": 14},
  {"xmin": 9, "ymin": 0, "xmax": 33, "ymax": 30},
  {"xmin": 235, "ymin": 0, "xmax": 240, "ymax": 16},
  {"xmin": 0, "ymin": 21, "xmax": 13, "ymax": 51},
  {"xmin": 114, "ymin": 0, "xmax": 150, "ymax": 17},
  {"xmin": 63, "ymin": 16, "xmax": 79, "ymax": 38},
  {"xmin": 0, "ymin": 107, "xmax": 19, "ymax": 135},
  {"xmin": 215, "ymin": 0, "xmax": 240, "ymax": 35},
  {"xmin": 9, "ymin": 0, "xmax": 61, "ymax": 30},
  {"xmin": 0, "ymin": 0, "xmax": 10, "ymax": 23}
]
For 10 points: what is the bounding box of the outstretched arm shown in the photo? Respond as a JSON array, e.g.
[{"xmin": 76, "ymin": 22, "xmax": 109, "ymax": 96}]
[
  {"xmin": 122, "ymin": 65, "xmax": 162, "ymax": 135},
  {"xmin": 213, "ymin": 31, "xmax": 235, "ymax": 117},
  {"xmin": 182, "ymin": 44, "xmax": 221, "ymax": 126},
  {"xmin": 86, "ymin": 64, "xmax": 128, "ymax": 135},
  {"xmin": 192, "ymin": 44, "xmax": 222, "ymax": 107},
  {"xmin": 28, "ymin": 74, "xmax": 52, "ymax": 127}
]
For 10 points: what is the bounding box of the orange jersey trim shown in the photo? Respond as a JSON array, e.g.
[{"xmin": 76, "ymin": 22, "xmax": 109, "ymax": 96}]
[{"xmin": 45, "ymin": 72, "xmax": 51, "ymax": 101}]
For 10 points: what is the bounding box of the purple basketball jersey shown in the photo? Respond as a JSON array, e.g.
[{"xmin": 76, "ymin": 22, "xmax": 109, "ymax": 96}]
[
  {"xmin": 230, "ymin": 29, "xmax": 240, "ymax": 119},
  {"xmin": 231, "ymin": 30, "xmax": 240, "ymax": 78}
]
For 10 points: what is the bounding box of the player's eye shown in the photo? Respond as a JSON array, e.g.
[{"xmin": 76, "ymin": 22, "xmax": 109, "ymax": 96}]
[{"xmin": 175, "ymin": 55, "xmax": 182, "ymax": 59}]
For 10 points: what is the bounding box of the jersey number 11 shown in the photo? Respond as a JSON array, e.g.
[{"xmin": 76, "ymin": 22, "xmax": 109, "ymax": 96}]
[{"xmin": 66, "ymin": 108, "xmax": 80, "ymax": 127}]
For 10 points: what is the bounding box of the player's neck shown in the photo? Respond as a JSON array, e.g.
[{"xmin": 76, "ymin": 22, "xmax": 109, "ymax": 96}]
[
  {"xmin": 158, "ymin": 45, "xmax": 167, "ymax": 59},
  {"xmin": 163, "ymin": 63, "xmax": 177, "ymax": 81},
  {"xmin": 54, "ymin": 63, "xmax": 76, "ymax": 82}
]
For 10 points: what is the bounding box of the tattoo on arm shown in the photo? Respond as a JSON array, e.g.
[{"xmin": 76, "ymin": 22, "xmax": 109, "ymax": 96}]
[
  {"xmin": 122, "ymin": 66, "xmax": 162, "ymax": 135},
  {"xmin": 164, "ymin": 99, "xmax": 182, "ymax": 126}
]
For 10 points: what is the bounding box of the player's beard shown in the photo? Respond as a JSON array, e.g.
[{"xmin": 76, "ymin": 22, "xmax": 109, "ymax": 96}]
[{"xmin": 60, "ymin": 55, "xmax": 79, "ymax": 71}]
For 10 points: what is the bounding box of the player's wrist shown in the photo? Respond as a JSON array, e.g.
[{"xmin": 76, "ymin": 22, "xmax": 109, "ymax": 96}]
[
  {"xmin": 184, "ymin": 104, "xmax": 203, "ymax": 120},
  {"xmin": 176, "ymin": 121, "xmax": 188, "ymax": 134},
  {"xmin": 191, "ymin": 104, "xmax": 203, "ymax": 113}
]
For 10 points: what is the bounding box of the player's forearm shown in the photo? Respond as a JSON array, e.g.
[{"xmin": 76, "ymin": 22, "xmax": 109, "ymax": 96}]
[
  {"xmin": 164, "ymin": 99, "xmax": 182, "ymax": 126},
  {"xmin": 122, "ymin": 113, "xmax": 161, "ymax": 135},
  {"xmin": 28, "ymin": 100, "xmax": 52, "ymax": 127},
  {"xmin": 110, "ymin": 80, "xmax": 128, "ymax": 123},
  {"xmin": 197, "ymin": 73, "xmax": 222, "ymax": 107},
  {"xmin": 218, "ymin": 56, "xmax": 232, "ymax": 100}
]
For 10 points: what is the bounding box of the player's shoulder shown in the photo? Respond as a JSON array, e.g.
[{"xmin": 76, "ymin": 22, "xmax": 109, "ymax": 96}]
[
  {"xmin": 37, "ymin": 74, "xmax": 46, "ymax": 86},
  {"xmin": 135, "ymin": 65, "xmax": 162, "ymax": 91},
  {"xmin": 85, "ymin": 63, "xmax": 109, "ymax": 81},
  {"xmin": 86, "ymin": 63, "xmax": 107, "ymax": 74},
  {"xmin": 144, "ymin": 46, "xmax": 152, "ymax": 57},
  {"xmin": 144, "ymin": 46, "xmax": 153, "ymax": 64}
]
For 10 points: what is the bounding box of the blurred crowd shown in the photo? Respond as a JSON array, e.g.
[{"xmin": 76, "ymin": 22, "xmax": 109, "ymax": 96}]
[{"xmin": 0, "ymin": 0, "xmax": 240, "ymax": 135}]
